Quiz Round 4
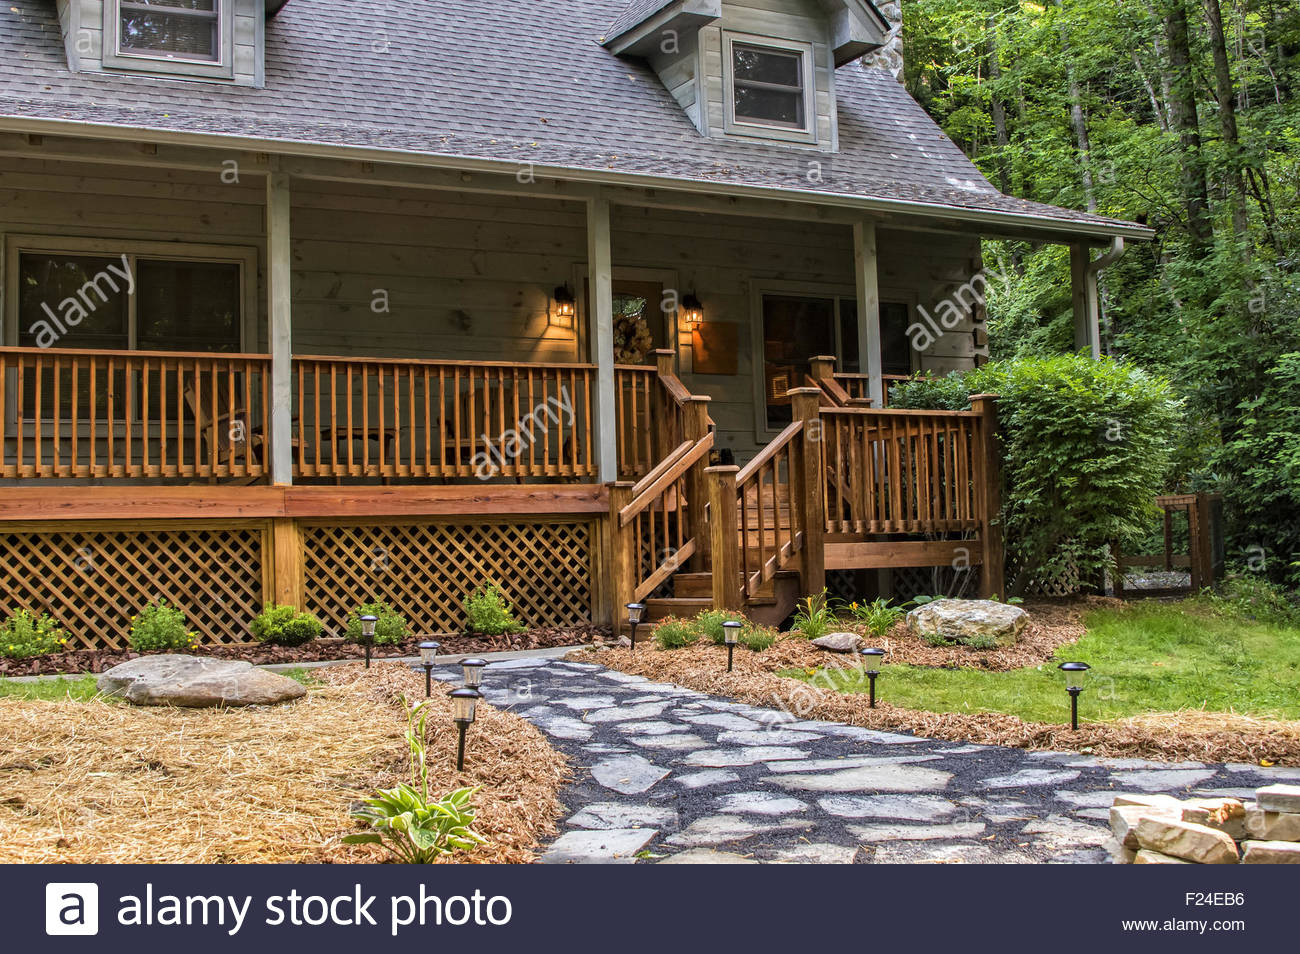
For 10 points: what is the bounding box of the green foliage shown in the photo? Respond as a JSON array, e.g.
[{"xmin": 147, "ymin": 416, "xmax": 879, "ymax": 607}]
[
  {"xmin": 653, "ymin": 617, "xmax": 701, "ymax": 650},
  {"xmin": 892, "ymin": 355, "xmax": 1179, "ymax": 594},
  {"xmin": 786, "ymin": 601, "xmax": 1300, "ymax": 721},
  {"xmin": 791, "ymin": 590, "xmax": 836, "ymax": 639},
  {"xmin": 1201, "ymin": 576, "xmax": 1300, "ymax": 626},
  {"xmin": 129, "ymin": 599, "xmax": 197, "ymax": 652},
  {"xmin": 342, "ymin": 700, "xmax": 486, "ymax": 863},
  {"xmin": 849, "ymin": 598, "xmax": 906, "ymax": 640},
  {"xmin": 250, "ymin": 603, "xmax": 324, "ymax": 647},
  {"xmin": 345, "ymin": 601, "xmax": 408, "ymax": 645},
  {"xmin": 0, "ymin": 674, "xmax": 100, "ymax": 701},
  {"xmin": 463, "ymin": 583, "xmax": 525, "ymax": 636},
  {"xmin": 0, "ymin": 610, "xmax": 70, "ymax": 659}
]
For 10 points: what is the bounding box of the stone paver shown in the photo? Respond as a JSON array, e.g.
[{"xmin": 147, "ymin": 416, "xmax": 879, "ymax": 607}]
[{"xmin": 449, "ymin": 657, "xmax": 1290, "ymax": 865}]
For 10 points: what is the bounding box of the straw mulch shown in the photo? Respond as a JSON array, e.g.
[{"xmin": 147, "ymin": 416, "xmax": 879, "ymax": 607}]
[
  {"xmin": 834, "ymin": 598, "xmax": 1102, "ymax": 671},
  {"xmin": 571, "ymin": 643, "xmax": 1300, "ymax": 766},
  {"xmin": 0, "ymin": 662, "xmax": 568, "ymax": 864}
]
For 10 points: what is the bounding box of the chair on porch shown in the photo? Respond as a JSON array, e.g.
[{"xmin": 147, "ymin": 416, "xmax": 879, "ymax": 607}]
[{"xmin": 182, "ymin": 379, "xmax": 291, "ymax": 484}]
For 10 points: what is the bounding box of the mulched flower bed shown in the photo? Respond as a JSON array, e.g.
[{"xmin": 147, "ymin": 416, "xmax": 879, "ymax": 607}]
[{"xmin": 0, "ymin": 624, "xmax": 608, "ymax": 678}]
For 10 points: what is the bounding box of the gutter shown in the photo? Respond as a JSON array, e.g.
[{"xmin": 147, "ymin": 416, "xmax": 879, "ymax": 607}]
[
  {"xmin": 1084, "ymin": 237, "xmax": 1126, "ymax": 358},
  {"xmin": 0, "ymin": 115, "xmax": 1156, "ymax": 244}
]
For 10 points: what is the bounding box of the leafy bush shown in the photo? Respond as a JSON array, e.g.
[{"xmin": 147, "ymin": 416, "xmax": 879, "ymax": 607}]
[
  {"xmin": 1202, "ymin": 576, "xmax": 1299, "ymax": 626},
  {"xmin": 0, "ymin": 610, "xmax": 69, "ymax": 659},
  {"xmin": 891, "ymin": 355, "xmax": 1180, "ymax": 595},
  {"xmin": 696, "ymin": 609, "xmax": 744, "ymax": 644},
  {"xmin": 653, "ymin": 617, "xmax": 700, "ymax": 649},
  {"xmin": 129, "ymin": 599, "xmax": 197, "ymax": 652},
  {"xmin": 791, "ymin": 590, "xmax": 836, "ymax": 639},
  {"xmin": 463, "ymin": 583, "xmax": 525, "ymax": 636},
  {"xmin": 250, "ymin": 603, "xmax": 324, "ymax": 647},
  {"xmin": 740, "ymin": 627, "xmax": 777, "ymax": 652},
  {"xmin": 850, "ymin": 598, "xmax": 905, "ymax": 640},
  {"xmin": 344, "ymin": 601, "xmax": 408, "ymax": 645},
  {"xmin": 343, "ymin": 700, "xmax": 486, "ymax": 863}
]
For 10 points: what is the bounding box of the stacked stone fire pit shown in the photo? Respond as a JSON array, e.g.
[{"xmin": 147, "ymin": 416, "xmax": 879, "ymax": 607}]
[{"xmin": 1108, "ymin": 784, "xmax": 1300, "ymax": 863}]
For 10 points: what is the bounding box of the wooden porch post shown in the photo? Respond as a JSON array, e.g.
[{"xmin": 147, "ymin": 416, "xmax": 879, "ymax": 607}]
[
  {"xmin": 268, "ymin": 517, "xmax": 304, "ymax": 607},
  {"xmin": 607, "ymin": 481, "xmax": 636, "ymax": 631},
  {"xmin": 266, "ymin": 171, "xmax": 294, "ymax": 486},
  {"xmin": 971, "ymin": 393, "xmax": 1006, "ymax": 598},
  {"xmin": 1069, "ymin": 244, "xmax": 1098, "ymax": 358},
  {"xmin": 587, "ymin": 195, "xmax": 618, "ymax": 483},
  {"xmin": 853, "ymin": 219, "xmax": 883, "ymax": 407},
  {"xmin": 684, "ymin": 395, "xmax": 712, "ymax": 568},
  {"xmin": 790, "ymin": 387, "xmax": 826, "ymax": 596},
  {"xmin": 705, "ymin": 465, "xmax": 742, "ymax": 611}
]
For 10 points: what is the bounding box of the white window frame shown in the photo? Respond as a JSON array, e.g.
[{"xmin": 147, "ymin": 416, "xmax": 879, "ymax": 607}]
[
  {"xmin": 103, "ymin": 0, "xmax": 234, "ymax": 80},
  {"xmin": 3, "ymin": 235, "xmax": 257, "ymax": 354},
  {"xmin": 722, "ymin": 31, "xmax": 817, "ymax": 145}
]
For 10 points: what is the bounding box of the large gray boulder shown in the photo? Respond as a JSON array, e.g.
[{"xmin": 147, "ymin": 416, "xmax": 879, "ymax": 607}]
[
  {"xmin": 98, "ymin": 655, "xmax": 307, "ymax": 708},
  {"xmin": 905, "ymin": 599, "xmax": 1029, "ymax": 647}
]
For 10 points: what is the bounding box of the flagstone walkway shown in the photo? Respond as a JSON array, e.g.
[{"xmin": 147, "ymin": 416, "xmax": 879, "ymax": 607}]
[{"xmin": 433, "ymin": 656, "xmax": 1296, "ymax": 864}]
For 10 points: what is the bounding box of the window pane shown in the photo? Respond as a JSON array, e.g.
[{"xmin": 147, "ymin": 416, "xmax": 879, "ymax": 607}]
[
  {"xmin": 120, "ymin": 0, "xmax": 218, "ymax": 59},
  {"xmin": 881, "ymin": 302, "xmax": 913, "ymax": 375},
  {"xmin": 734, "ymin": 86, "xmax": 804, "ymax": 126},
  {"xmin": 733, "ymin": 46, "xmax": 801, "ymax": 87},
  {"xmin": 136, "ymin": 260, "xmax": 241, "ymax": 352},
  {"xmin": 17, "ymin": 254, "xmax": 129, "ymax": 349},
  {"xmin": 762, "ymin": 295, "xmax": 834, "ymax": 429}
]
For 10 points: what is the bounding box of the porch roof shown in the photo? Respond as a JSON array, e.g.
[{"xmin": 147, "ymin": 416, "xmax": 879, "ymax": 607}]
[{"xmin": 0, "ymin": 1, "xmax": 1152, "ymax": 242}]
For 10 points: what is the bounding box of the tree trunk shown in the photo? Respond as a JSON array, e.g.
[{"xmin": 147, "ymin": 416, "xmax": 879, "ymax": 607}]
[
  {"xmin": 987, "ymin": 19, "xmax": 1012, "ymax": 195},
  {"xmin": 1057, "ymin": 1, "xmax": 1096, "ymax": 211},
  {"xmin": 1203, "ymin": 0, "xmax": 1250, "ymax": 254},
  {"xmin": 1161, "ymin": 0, "xmax": 1214, "ymax": 253}
]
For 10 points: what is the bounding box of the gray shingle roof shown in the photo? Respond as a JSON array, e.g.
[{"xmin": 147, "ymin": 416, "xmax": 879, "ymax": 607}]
[
  {"xmin": 0, "ymin": 0, "xmax": 1148, "ymax": 238},
  {"xmin": 606, "ymin": 0, "xmax": 679, "ymax": 41}
]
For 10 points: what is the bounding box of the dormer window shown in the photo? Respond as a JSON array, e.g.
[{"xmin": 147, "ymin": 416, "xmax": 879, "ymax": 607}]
[
  {"xmin": 102, "ymin": 0, "xmax": 235, "ymax": 80},
  {"xmin": 118, "ymin": 0, "xmax": 220, "ymax": 62},
  {"xmin": 722, "ymin": 33, "xmax": 816, "ymax": 143}
]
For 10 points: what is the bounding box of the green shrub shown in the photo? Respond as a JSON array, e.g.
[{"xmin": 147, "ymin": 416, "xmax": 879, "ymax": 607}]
[
  {"xmin": 250, "ymin": 603, "xmax": 324, "ymax": 646},
  {"xmin": 129, "ymin": 599, "xmax": 197, "ymax": 652},
  {"xmin": 343, "ymin": 700, "xmax": 486, "ymax": 863},
  {"xmin": 697, "ymin": 609, "xmax": 745, "ymax": 644},
  {"xmin": 653, "ymin": 617, "xmax": 701, "ymax": 649},
  {"xmin": 1202, "ymin": 576, "xmax": 1299, "ymax": 626},
  {"xmin": 741, "ymin": 627, "xmax": 777, "ymax": 652},
  {"xmin": 891, "ymin": 355, "xmax": 1179, "ymax": 595},
  {"xmin": 791, "ymin": 590, "xmax": 836, "ymax": 639},
  {"xmin": 463, "ymin": 583, "xmax": 525, "ymax": 636},
  {"xmin": 850, "ymin": 598, "xmax": 906, "ymax": 640},
  {"xmin": 344, "ymin": 601, "xmax": 409, "ymax": 645},
  {"xmin": 0, "ymin": 610, "xmax": 70, "ymax": 659}
]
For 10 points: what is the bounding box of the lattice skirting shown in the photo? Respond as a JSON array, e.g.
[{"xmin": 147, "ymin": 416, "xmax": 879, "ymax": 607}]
[
  {"xmin": 300, "ymin": 519, "xmax": 595, "ymax": 635},
  {"xmin": 0, "ymin": 523, "xmax": 265, "ymax": 650}
]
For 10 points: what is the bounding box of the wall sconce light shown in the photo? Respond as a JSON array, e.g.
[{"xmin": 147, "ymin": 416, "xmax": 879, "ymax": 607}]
[
  {"xmin": 550, "ymin": 285, "xmax": 576, "ymax": 330},
  {"xmin": 680, "ymin": 293, "xmax": 704, "ymax": 326}
]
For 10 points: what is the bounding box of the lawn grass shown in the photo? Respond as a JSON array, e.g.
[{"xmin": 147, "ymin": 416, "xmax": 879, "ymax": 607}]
[
  {"xmin": 0, "ymin": 674, "xmax": 102, "ymax": 702},
  {"xmin": 783, "ymin": 601, "xmax": 1300, "ymax": 723}
]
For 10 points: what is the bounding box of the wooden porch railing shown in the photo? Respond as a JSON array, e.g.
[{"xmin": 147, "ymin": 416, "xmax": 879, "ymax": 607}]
[
  {"xmin": 0, "ymin": 347, "xmax": 270, "ymax": 480},
  {"xmin": 820, "ymin": 405, "xmax": 986, "ymax": 534},
  {"xmin": 615, "ymin": 349, "xmax": 702, "ymax": 480},
  {"xmin": 292, "ymin": 356, "xmax": 596, "ymax": 480}
]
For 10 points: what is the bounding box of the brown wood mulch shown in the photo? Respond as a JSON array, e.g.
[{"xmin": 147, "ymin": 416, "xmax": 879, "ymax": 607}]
[
  {"xmin": 569, "ymin": 638, "xmax": 1300, "ymax": 767},
  {"xmin": 0, "ymin": 661, "xmax": 569, "ymax": 864},
  {"xmin": 0, "ymin": 624, "xmax": 607, "ymax": 678}
]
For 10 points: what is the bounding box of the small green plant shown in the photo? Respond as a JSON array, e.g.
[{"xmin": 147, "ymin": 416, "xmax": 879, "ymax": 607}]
[
  {"xmin": 850, "ymin": 598, "xmax": 906, "ymax": 640},
  {"xmin": 129, "ymin": 599, "xmax": 197, "ymax": 652},
  {"xmin": 1203, "ymin": 576, "xmax": 1299, "ymax": 626},
  {"xmin": 920, "ymin": 630, "xmax": 951, "ymax": 647},
  {"xmin": 345, "ymin": 601, "xmax": 409, "ymax": 645},
  {"xmin": 463, "ymin": 583, "xmax": 525, "ymax": 635},
  {"xmin": 653, "ymin": 617, "xmax": 701, "ymax": 649},
  {"xmin": 740, "ymin": 627, "xmax": 777, "ymax": 652},
  {"xmin": 963, "ymin": 634, "xmax": 1000, "ymax": 650},
  {"xmin": 250, "ymin": 603, "xmax": 324, "ymax": 647},
  {"xmin": 0, "ymin": 610, "xmax": 70, "ymax": 659},
  {"xmin": 791, "ymin": 590, "xmax": 836, "ymax": 639},
  {"xmin": 695, "ymin": 610, "xmax": 778, "ymax": 652},
  {"xmin": 343, "ymin": 699, "xmax": 487, "ymax": 863}
]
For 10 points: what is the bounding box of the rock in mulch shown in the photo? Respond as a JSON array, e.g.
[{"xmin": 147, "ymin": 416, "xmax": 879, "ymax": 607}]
[
  {"xmin": 98, "ymin": 655, "xmax": 306, "ymax": 708},
  {"xmin": 811, "ymin": 633, "xmax": 862, "ymax": 653},
  {"xmin": 905, "ymin": 599, "xmax": 1029, "ymax": 647}
]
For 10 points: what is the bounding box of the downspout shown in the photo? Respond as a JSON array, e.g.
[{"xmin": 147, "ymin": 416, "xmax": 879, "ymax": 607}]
[{"xmin": 1083, "ymin": 237, "xmax": 1125, "ymax": 359}]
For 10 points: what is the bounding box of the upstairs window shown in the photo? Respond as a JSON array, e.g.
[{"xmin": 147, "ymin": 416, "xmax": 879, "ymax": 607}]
[
  {"xmin": 117, "ymin": 0, "xmax": 220, "ymax": 63},
  {"xmin": 103, "ymin": 0, "xmax": 234, "ymax": 78},
  {"xmin": 732, "ymin": 43, "xmax": 805, "ymax": 129}
]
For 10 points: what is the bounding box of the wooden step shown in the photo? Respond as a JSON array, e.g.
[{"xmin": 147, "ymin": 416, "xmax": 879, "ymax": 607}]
[
  {"xmin": 672, "ymin": 572, "xmax": 713, "ymax": 598},
  {"xmin": 644, "ymin": 596, "xmax": 712, "ymax": 622}
]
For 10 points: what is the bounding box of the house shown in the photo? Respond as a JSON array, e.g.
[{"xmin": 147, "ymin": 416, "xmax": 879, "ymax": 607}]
[{"xmin": 0, "ymin": 0, "xmax": 1152, "ymax": 648}]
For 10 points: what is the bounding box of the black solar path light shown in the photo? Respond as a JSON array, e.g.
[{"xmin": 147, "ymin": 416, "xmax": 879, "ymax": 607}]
[
  {"xmin": 859, "ymin": 647, "xmax": 886, "ymax": 707},
  {"xmin": 450, "ymin": 687, "xmax": 482, "ymax": 771},
  {"xmin": 1059, "ymin": 662, "xmax": 1091, "ymax": 730},
  {"xmin": 418, "ymin": 640, "xmax": 441, "ymax": 697},
  {"xmin": 723, "ymin": 620, "xmax": 742, "ymax": 672},
  {"xmin": 626, "ymin": 602, "xmax": 646, "ymax": 651},
  {"xmin": 360, "ymin": 614, "xmax": 378, "ymax": 669},
  {"xmin": 461, "ymin": 657, "xmax": 488, "ymax": 690}
]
